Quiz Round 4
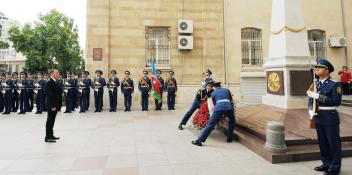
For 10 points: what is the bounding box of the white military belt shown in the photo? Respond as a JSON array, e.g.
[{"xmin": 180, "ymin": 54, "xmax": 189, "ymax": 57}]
[
  {"xmin": 217, "ymin": 99, "xmax": 230, "ymax": 103},
  {"xmin": 319, "ymin": 106, "xmax": 337, "ymax": 110}
]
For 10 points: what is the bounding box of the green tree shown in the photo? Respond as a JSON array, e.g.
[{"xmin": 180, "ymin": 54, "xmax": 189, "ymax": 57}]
[
  {"xmin": 9, "ymin": 9, "xmax": 83, "ymax": 72},
  {"xmin": 0, "ymin": 24, "xmax": 9, "ymax": 49}
]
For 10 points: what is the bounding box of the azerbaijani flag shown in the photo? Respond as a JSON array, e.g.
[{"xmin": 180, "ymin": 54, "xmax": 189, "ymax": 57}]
[{"xmin": 151, "ymin": 62, "xmax": 162, "ymax": 102}]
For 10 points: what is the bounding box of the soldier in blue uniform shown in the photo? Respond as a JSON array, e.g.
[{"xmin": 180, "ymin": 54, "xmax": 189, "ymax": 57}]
[
  {"xmin": 138, "ymin": 70, "xmax": 152, "ymax": 111},
  {"xmin": 178, "ymin": 80, "xmax": 214, "ymax": 130},
  {"xmin": 3, "ymin": 72, "xmax": 14, "ymax": 115},
  {"xmin": 166, "ymin": 71, "xmax": 177, "ymax": 110},
  {"xmin": 93, "ymin": 70, "xmax": 106, "ymax": 112},
  {"xmin": 192, "ymin": 81, "xmax": 235, "ymax": 146},
  {"xmin": 72, "ymin": 71, "xmax": 79, "ymax": 110},
  {"xmin": 35, "ymin": 71, "xmax": 46, "ymax": 114},
  {"xmin": 0, "ymin": 72, "xmax": 4, "ymax": 112},
  {"xmin": 202, "ymin": 69, "xmax": 213, "ymax": 88},
  {"xmin": 11, "ymin": 72, "xmax": 19, "ymax": 112},
  {"xmin": 18, "ymin": 72, "xmax": 28, "ymax": 114},
  {"xmin": 64, "ymin": 71, "xmax": 75, "ymax": 113},
  {"xmin": 26, "ymin": 72, "xmax": 35, "ymax": 112},
  {"xmin": 79, "ymin": 71, "xmax": 91, "ymax": 113},
  {"xmin": 85, "ymin": 71, "xmax": 92, "ymax": 111},
  {"xmin": 43, "ymin": 71, "xmax": 49, "ymax": 112},
  {"xmin": 155, "ymin": 70, "xmax": 164, "ymax": 111},
  {"xmin": 56, "ymin": 72, "xmax": 64, "ymax": 112},
  {"xmin": 121, "ymin": 70, "xmax": 134, "ymax": 112},
  {"xmin": 307, "ymin": 59, "xmax": 342, "ymax": 175},
  {"xmin": 108, "ymin": 70, "xmax": 120, "ymax": 112}
]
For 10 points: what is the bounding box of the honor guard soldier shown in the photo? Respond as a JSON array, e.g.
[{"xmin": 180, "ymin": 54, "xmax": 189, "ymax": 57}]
[
  {"xmin": 2, "ymin": 72, "xmax": 13, "ymax": 114},
  {"xmin": 85, "ymin": 71, "xmax": 92, "ymax": 110},
  {"xmin": 108, "ymin": 70, "xmax": 120, "ymax": 112},
  {"xmin": 202, "ymin": 69, "xmax": 213, "ymax": 89},
  {"xmin": 11, "ymin": 72, "xmax": 19, "ymax": 112},
  {"xmin": 26, "ymin": 72, "xmax": 35, "ymax": 112},
  {"xmin": 307, "ymin": 59, "xmax": 342, "ymax": 175},
  {"xmin": 155, "ymin": 70, "xmax": 164, "ymax": 110},
  {"xmin": 192, "ymin": 81, "xmax": 235, "ymax": 146},
  {"xmin": 179, "ymin": 79, "xmax": 214, "ymax": 130},
  {"xmin": 56, "ymin": 72, "xmax": 64, "ymax": 111},
  {"xmin": 71, "ymin": 71, "xmax": 79, "ymax": 109},
  {"xmin": 0, "ymin": 72, "xmax": 4, "ymax": 112},
  {"xmin": 43, "ymin": 71, "xmax": 49, "ymax": 111},
  {"xmin": 64, "ymin": 71, "xmax": 75, "ymax": 113},
  {"xmin": 166, "ymin": 70, "xmax": 177, "ymax": 110},
  {"xmin": 18, "ymin": 72, "xmax": 28, "ymax": 114},
  {"xmin": 93, "ymin": 70, "xmax": 106, "ymax": 112},
  {"xmin": 79, "ymin": 71, "xmax": 91, "ymax": 113},
  {"xmin": 35, "ymin": 71, "xmax": 46, "ymax": 114},
  {"xmin": 138, "ymin": 70, "xmax": 152, "ymax": 111},
  {"xmin": 121, "ymin": 70, "xmax": 134, "ymax": 112}
]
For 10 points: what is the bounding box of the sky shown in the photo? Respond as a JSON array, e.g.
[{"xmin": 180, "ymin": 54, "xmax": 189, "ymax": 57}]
[{"xmin": 0, "ymin": 0, "xmax": 86, "ymax": 48}]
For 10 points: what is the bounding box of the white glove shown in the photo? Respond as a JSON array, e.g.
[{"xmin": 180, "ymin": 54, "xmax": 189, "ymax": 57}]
[
  {"xmin": 201, "ymin": 82, "xmax": 205, "ymax": 85},
  {"xmin": 308, "ymin": 110, "xmax": 315, "ymax": 118},
  {"xmin": 307, "ymin": 91, "xmax": 319, "ymax": 99}
]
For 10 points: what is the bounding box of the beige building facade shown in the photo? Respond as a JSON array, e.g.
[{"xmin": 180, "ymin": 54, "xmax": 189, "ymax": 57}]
[{"xmin": 86, "ymin": 0, "xmax": 352, "ymax": 104}]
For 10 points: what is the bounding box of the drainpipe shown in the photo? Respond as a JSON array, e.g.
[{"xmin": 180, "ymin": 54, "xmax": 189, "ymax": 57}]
[
  {"xmin": 223, "ymin": 0, "xmax": 228, "ymax": 86},
  {"xmin": 341, "ymin": 0, "xmax": 349, "ymax": 67}
]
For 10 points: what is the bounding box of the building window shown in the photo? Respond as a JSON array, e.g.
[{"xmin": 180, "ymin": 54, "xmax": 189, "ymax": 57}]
[
  {"xmin": 241, "ymin": 28, "xmax": 263, "ymax": 66},
  {"xmin": 308, "ymin": 30, "xmax": 326, "ymax": 59},
  {"xmin": 145, "ymin": 26, "xmax": 171, "ymax": 68}
]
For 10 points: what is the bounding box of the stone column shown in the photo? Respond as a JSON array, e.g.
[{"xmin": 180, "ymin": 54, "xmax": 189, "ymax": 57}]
[{"xmin": 262, "ymin": 0, "xmax": 314, "ymax": 109}]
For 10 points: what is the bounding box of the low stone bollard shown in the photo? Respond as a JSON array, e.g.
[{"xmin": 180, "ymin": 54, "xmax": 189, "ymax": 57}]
[{"xmin": 264, "ymin": 121, "xmax": 287, "ymax": 153}]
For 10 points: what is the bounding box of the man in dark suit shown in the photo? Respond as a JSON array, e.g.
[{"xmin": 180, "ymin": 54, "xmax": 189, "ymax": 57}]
[
  {"xmin": 121, "ymin": 70, "xmax": 134, "ymax": 112},
  {"xmin": 44, "ymin": 69, "xmax": 60, "ymax": 143}
]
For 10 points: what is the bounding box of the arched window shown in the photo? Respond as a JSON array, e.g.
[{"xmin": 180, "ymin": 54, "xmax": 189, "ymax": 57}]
[
  {"xmin": 241, "ymin": 28, "xmax": 263, "ymax": 66},
  {"xmin": 308, "ymin": 30, "xmax": 326, "ymax": 58}
]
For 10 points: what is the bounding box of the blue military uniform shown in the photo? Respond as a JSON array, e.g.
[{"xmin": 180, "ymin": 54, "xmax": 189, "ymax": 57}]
[
  {"xmin": 64, "ymin": 71, "xmax": 75, "ymax": 113},
  {"xmin": 308, "ymin": 59, "xmax": 342, "ymax": 174},
  {"xmin": 12, "ymin": 72, "xmax": 19, "ymax": 112},
  {"xmin": 155, "ymin": 70, "xmax": 164, "ymax": 110},
  {"xmin": 26, "ymin": 72, "xmax": 35, "ymax": 112},
  {"xmin": 108, "ymin": 70, "xmax": 120, "ymax": 112},
  {"xmin": 138, "ymin": 71, "xmax": 152, "ymax": 111},
  {"xmin": 179, "ymin": 80, "xmax": 214, "ymax": 129},
  {"xmin": 121, "ymin": 71, "xmax": 134, "ymax": 112},
  {"xmin": 86, "ymin": 71, "xmax": 91, "ymax": 110},
  {"xmin": 2, "ymin": 72, "xmax": 13, "ymax": 114},
  {"xmin": 43, "ymin": 71, "xmax": 49, "ymax": 112},
  {"xmin": 56, "ymin": 74, "xmax": 64, "ymax": 112},
  {"xmin": 35, "ymin": 72, "xmax": 46, "ymax": 114},
  {"xmin": 18, "ymin": 72, "xmax": 29, "ymax": 114},
  {"xmin": 72, "ymin": 73, "xmax": 79, "ymax": 110},
  {"xmin": 93, "ymin": 70, "xmax": 106, "ymax": 112},
  {"xmin": 166, "ymin": 71, "xmax": 177, "ymax": 110},
  {"xmin": 193, "ymin": 82, "xmax": 235, "ymax": 146},
  {"xmin": 79, "ymin": 71, "xmax": 91, "ymax": 113},
  {"xmin": 0, "ymin": 72, "xmax": 4, "ymax": 112}
]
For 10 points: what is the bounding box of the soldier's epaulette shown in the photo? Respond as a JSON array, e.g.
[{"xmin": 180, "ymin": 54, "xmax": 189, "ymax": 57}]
[{"xmin": 330, "ymin": 79, "xmax": 338, "ymax": 83}]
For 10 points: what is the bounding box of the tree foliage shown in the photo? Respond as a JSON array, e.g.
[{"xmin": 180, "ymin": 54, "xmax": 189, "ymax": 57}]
[{"xmin": 9, "ymin": 9, "xmax": 83, "ymax": 72}]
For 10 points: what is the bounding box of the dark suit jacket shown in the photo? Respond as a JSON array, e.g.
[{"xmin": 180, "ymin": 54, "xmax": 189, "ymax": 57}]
[{"xmin": 45, "ymin": 78, "xmax": 59, "ymax": 110}]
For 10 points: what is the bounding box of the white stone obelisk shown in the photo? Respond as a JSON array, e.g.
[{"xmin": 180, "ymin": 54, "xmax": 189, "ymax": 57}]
[{"xmin": 262, "ymin": 0, "xmax": 312, "ymax": 109}]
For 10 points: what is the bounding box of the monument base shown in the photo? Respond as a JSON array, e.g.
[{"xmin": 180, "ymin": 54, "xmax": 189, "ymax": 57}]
[{"xmin": 218, "ymin": 105, "xmax": 352, "ymax": 163}]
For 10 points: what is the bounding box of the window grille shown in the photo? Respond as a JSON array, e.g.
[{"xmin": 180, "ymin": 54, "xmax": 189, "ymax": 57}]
[
  {"xmin": 145, "ymin": 27, "xmax": 171, "ymax": 68},
  {"xmin": 241, "ymin": 28, "xmax": 263, "ymax": 66}
]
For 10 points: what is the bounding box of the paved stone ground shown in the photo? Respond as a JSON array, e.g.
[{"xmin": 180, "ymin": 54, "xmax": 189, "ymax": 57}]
[{"xmin": 0, "ymin": 104, "xmax": 351, "ymax": 175}]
